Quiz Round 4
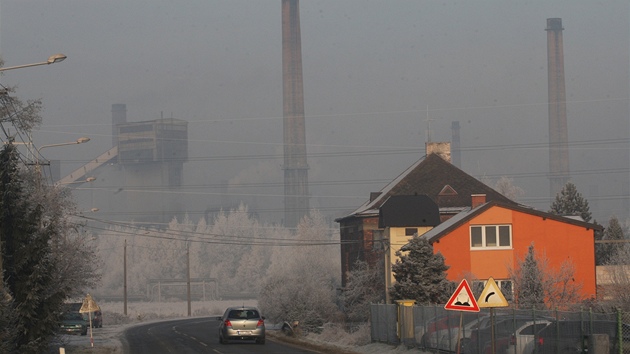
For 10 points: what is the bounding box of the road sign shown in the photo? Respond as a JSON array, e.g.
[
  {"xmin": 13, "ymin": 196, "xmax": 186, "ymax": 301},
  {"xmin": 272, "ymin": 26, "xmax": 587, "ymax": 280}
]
[
  {"xmin": 80, "ymin": 293, "xmax": 100, "ymax": 313},
  {"xmin": 444, "ymin": 279, "xmax": 480, "ymax": 312},
  {"xmin": 477, "ymin": 277, "xmax": 509, "ymax": 308}
]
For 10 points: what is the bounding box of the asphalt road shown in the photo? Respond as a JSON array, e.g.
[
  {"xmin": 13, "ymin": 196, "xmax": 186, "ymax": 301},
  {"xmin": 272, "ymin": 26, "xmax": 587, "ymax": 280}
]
[{"xmin": 122, "ymin": 317, "xmax": 320, "ymax": 354}]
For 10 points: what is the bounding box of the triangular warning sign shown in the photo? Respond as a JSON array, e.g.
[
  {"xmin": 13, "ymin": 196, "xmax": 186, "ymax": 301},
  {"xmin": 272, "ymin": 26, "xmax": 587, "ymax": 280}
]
[
  {"xmin": 477, "ymin": 277, "xmax": 509, "ymax": 308},
  {"xmin": 444, "ymin": 279, "xmax": 480, "ymax": 312},
  {"xmin": 80, "ymin": 294, "xmax": 100, "ymax": 313}
]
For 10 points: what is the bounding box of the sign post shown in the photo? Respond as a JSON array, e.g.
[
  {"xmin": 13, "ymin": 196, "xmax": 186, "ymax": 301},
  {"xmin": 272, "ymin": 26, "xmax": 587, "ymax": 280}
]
[
  {"xmin": 445, "ymin": 279, "xmax": 480, "ymax": 354},
  {"xmin": 476, "ymin": 278, "xmax": 509, "ymax": 354},
  {"xmin": 79, "ymin": 293, "xmax": 100, "ymax": 347}
]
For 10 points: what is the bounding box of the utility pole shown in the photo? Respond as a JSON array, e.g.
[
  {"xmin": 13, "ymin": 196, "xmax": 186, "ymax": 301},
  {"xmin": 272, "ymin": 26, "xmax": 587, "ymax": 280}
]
[
  {"xmin": 187, "ymin": 242, "xmax": 191, "ymax": 317},
  {"xmin": 124, "ymin": 239, "xmax": 128, "ymax": 316}
]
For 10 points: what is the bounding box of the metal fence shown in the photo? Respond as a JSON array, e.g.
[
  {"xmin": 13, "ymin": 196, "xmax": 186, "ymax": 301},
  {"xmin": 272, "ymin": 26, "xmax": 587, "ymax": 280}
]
[{"xmin": 370, "ymin": 304, "xmax": 630, "ymax": 353}]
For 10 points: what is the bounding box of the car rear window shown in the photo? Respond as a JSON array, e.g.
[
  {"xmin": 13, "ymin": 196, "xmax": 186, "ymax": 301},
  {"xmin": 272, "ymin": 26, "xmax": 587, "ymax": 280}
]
[{"xmin": 228, "ymin": 309, "xmax": 259, "ymax": 319}]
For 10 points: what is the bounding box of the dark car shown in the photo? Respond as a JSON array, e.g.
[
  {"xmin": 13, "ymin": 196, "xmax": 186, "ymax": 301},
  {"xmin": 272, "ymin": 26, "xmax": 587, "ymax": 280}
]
[
  {"xmin": 217, "ymin": 306, "xmax": 265, "ymax": 344},
  {"xmin": 59, "ymin": 312, "xmax": 88, "ymax": 336},
  {"xmin": 82, "ymin": 310, "xmax": 103, "ymax": 328},
  {"xmin": 534, "ymin": 320, "xmax": 630, "ymax": 354}
]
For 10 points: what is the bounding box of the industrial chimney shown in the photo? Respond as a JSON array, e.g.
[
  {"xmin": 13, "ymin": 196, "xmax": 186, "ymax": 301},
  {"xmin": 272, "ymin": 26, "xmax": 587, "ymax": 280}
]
[
  {"xmin": 282, "ymin": 0, "xmax": 309, "ymax": 228},
  {"xmin": 546, "ymin": 18, "xmax": 570, "ymax": 198},
  {"xmin": 451, "ymin": 121, "xmax": 461, "ymax": 168}
]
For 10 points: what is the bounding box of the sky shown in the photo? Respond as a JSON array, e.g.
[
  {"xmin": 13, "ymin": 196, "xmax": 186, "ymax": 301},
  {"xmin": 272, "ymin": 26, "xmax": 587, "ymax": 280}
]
[{"xmin": 0, "ymin": 0, "xmax": 628, "ymax": 226}]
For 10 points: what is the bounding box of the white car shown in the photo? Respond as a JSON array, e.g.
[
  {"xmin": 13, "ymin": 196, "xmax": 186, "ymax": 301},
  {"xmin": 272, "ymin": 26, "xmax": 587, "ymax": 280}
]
[
  {"xmin": 504, "ymin": 320, "xmax": 550, "ymax": 354},
  {"xmin": 437, "ymin": 315, "xmax": 491, "ymax": 352}
]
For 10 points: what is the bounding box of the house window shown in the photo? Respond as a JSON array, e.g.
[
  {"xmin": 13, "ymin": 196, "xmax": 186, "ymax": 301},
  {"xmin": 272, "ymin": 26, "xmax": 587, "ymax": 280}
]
[
  {"xmin": 470, "ymin": 225, "xmax": 512, "ymax": 249},
  {"xmin": 472, "ymin": 279, "xmax": 514, "ymax": 302},
  {"xmin": 405, "ymin": 228, "xmax": 418, "ymax": 236}
]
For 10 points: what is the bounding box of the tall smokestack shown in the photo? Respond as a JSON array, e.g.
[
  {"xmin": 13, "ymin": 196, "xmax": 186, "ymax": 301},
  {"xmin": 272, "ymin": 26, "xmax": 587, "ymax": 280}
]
[
  {"xmin": 451, "ymin": 121, "xmax": 461, "ymax": 168},
  {"xmin": 282, "ymin": 0, "xmax": 309, "ymax": 228},
  {"xmin": 546, "ymin": 18, "xmax": 570, "ymax": 198},
  {"xmin": 112, "ymin": 104, "xmax": 127, "ymax": 147}
]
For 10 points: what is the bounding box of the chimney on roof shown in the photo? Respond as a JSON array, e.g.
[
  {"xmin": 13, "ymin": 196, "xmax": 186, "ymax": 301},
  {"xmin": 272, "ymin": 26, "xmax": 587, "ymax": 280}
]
[
  {"xmin": 471, "ymin": 194, "xmax": 486, "ymax": 208},
  {"xmin": 426, "ymin": 142, "xmax": 451, "ymax": 162}
]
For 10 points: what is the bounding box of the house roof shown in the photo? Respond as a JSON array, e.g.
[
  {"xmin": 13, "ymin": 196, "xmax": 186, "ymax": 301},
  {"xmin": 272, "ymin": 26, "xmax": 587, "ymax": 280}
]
[
  {"xmin": 335, "ymin": 153, "xmax": 516, "ymax": 222},
  {"xmin": 378, "ymin": 195, "xmax": 441, "ymax": 228},
  {"xmin": 420, "ymin": 200, "xmax": 603, "ymax": 243}
]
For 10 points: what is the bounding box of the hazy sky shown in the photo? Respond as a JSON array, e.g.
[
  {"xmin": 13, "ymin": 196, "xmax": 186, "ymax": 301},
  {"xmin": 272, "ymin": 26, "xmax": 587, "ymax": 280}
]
[{"xmin": 0, "ymin": 1, "xmax": 628, "ymax": 225}]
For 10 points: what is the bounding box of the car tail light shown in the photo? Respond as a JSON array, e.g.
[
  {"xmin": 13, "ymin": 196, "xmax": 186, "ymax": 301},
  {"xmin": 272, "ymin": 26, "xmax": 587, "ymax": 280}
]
[
  {"xmin": 537, "ymin": 337, "xmax": 544, "ymax": 347},
  {"xmin": 224, "ymin": 319, "xmax": 232, "ymax": 327},
  {"xmin": 509, "ymin": 334, "xmax": 516, "ymax": 345},
  {"xmin": 257, "ymin": 319, "xmax": 264, "ymax": 327}
]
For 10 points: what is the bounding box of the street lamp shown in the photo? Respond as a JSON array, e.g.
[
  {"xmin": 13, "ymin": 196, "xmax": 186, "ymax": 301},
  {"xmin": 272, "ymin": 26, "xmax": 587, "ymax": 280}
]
[
  {"xmin": 37, "ymin": 137, "xmax": 90, "ymax": 155},
  {"xmin": 36, "ymin": 137, "xmax": 90, "ymax": 180},
  {"xmin": 54, "ymin": 176, "xmax": 96, "ymax": 187},
  {"xmin": 0, "ymin": 53, "xmax": 67, "ymax": 72}
]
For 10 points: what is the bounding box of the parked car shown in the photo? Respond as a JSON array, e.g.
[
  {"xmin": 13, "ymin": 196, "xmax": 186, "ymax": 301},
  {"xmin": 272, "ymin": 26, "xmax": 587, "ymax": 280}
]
[
  {"xmin": 82, "ymin": 310, "xmax": 103, "ymax": 328},
  {"xmin": 59, "ymin": 312, "xmax": 88, "ymax": 335},
  {"xmin": 504, "ymin": 319, "xmax": 550, "ymax": 354},
  {"xmin": 419, "ymin": 313, "xmax": 483, "ymax": 349},
  {"xmin": 534, "ymin": 320, "xmax": 630, "ymax": 354},
  {"xmin": 461, "ymin": 315, "xmax": 553, "ymax": 354},
  {"xmin": 436, "ymin": 314, "xmax": 491, "ymax": 352},
  {"xmin": 217, "ymin": 306, "xmax": 265, "ymax": 344}
]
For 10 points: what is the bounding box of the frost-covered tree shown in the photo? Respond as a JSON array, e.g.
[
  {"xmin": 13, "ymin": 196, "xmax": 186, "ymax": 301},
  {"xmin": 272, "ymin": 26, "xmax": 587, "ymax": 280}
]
[
  {"xmin": 598, "ymin": 244, "xmax": 630, "ymax": 312},
  {"xmin": 0, "ymin": 143, "xmax": 64, "ymax": 353},
  {"xmin": 389, "ymin": 236, "xmax": 452, "ymax": 305},
  {"xmin": 510, "ymin": 243, "xmax": 581, "ymax": 310},
  {"xmin": 549, "ymin": 181, "xmax": 592, "ymax": 222},
  {"xmin": 511, "ymin": 244, "xmax": 545, "ymax": 309},
  {"xmin": 341, "ymin": 259, "xmax": 384, "ymax": 322},
  {"xmin": 493, "ymin": 176, "xmax": 525, "ymax": 202},
  {"xmin": 258, "ymin": 211, "xmax": 342, "ymax": 329},
  {"xmin": 596, "ymin": 216, "xmax": 626, "ymax": 266}
]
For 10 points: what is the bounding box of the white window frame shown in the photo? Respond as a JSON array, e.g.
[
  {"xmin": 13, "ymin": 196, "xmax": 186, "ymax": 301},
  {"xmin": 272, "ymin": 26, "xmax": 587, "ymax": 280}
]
[
  {"xmin": 470, "ymin": 224, "xmax": 512, "ymax": 249},
  {"xmin": 472, "ymin": 279, "xmax": 514, "ymax": 301}
]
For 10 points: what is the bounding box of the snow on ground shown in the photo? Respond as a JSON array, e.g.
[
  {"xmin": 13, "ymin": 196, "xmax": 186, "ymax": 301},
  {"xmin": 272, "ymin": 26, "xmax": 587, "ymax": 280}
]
[{"xmin": 57, "ymin": 300, "xmax": 426, "ymax": 354}]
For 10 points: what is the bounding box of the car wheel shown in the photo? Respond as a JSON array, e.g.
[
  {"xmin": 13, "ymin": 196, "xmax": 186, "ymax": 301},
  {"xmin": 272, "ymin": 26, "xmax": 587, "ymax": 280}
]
[
  {"xmin": 257, "ymin": 337, "xmax": 265, "ymax": 344},
  {"xmin": 219, "ymin": 335, "xmax": 226, "ymax": 344}
]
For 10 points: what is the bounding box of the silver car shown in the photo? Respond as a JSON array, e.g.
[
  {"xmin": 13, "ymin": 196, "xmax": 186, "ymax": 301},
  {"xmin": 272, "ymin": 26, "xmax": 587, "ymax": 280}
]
[{"xmin": 218, "ymin": 306, "xmax": 266, "ymax": 344}]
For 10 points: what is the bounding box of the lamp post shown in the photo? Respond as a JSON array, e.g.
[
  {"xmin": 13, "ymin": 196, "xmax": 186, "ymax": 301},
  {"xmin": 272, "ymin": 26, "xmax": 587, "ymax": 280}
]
[
  {"xmin": 0, "ymin": 53, "xmax": 67, "ymax": 72},
  {"xmin": 54, "ymin": 176, "xmax": 95, "ymax": 187},
  {"xmin": 36, "ymin": 137, "xmax": 90, "ymax": 181},
  {"xmin": 37, "ymin": 137, "xmax": 90, "ymax": 155}
]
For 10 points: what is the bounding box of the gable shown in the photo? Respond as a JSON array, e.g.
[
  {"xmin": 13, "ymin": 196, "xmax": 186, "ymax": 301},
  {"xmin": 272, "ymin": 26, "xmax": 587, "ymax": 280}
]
[{"xmin": 336, "ymin": 153, "xmax": 516, "ymax": 222}]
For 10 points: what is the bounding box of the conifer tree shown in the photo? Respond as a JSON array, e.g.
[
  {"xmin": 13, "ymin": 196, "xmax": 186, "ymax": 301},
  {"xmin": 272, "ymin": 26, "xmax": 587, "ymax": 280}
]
[
  {"xmin": 389, "ymin": 236, "xmax": 452, "ymax": 304},
  {"xmin": 512, "ymin": 244, "xmax": 545, "ymax": 309},
  {"xmin": 596, "ymin": 216, "xmax": 626, "ymax": 265},
  {"xmin": 0, "ymin": 143, "xmax": 64, "ymax": 353},
  {"xmin": 549, "ymin": 181, "xmax": 592, "ymax": 222}
]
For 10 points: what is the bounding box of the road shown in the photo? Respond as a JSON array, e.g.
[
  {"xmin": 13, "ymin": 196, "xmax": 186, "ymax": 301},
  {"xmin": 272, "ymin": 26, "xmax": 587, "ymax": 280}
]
[{"xmin": 122, "ymin": 317, "xmax": 320, "ymax": 353}]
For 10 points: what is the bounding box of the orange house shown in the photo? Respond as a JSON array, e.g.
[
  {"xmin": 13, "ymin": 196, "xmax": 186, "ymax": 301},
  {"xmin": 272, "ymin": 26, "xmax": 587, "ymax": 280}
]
[{"xmin": 419, "ymin": 195, "xmax": 602, "ymax": 302}]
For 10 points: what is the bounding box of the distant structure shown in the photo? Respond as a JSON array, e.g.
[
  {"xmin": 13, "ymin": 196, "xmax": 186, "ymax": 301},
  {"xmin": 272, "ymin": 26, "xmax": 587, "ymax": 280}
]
[
  {"xmin": 451, "ymin": 121, "xmax": 461, "ymax": 168},
  {"xmin": 546, "ymin": 18, "xmax": 570, "ymax": 198},
  {"xmin": 58, "ymin": 104, "xmax": 188, "ymax": 224},
  {"xmin": 281, "ymin": 0, "xmax": 310, "ymax": 228},
  {"xmin": 111, "ymin": 103, "xmax": 127, "ymax": 147}
]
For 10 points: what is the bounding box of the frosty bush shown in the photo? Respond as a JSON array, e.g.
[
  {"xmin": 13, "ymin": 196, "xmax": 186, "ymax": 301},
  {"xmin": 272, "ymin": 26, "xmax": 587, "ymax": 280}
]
[{"xmin": 258, "ymin": 212, "xmax": 342, "ymax": 329}]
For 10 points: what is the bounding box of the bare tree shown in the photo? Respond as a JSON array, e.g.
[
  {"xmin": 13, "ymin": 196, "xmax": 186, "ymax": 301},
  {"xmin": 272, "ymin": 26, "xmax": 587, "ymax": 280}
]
[
  {"xmin": 494, "ymin": 176, "xmax": 525, "ymax": 202},
  {"xmin": 341, "ymin": 259, "xmax": 384, "ymax": 322},
  {"xmin": 598, "ymin": 245, "xmax": 630, "ymax": 312},
  {"xmin": 509, "ymin": 243, "xmax": 581, "ymax": 310},
  {"xmin": 259, "ymin": 211, "xmax": 342, "ymax": 329}
]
